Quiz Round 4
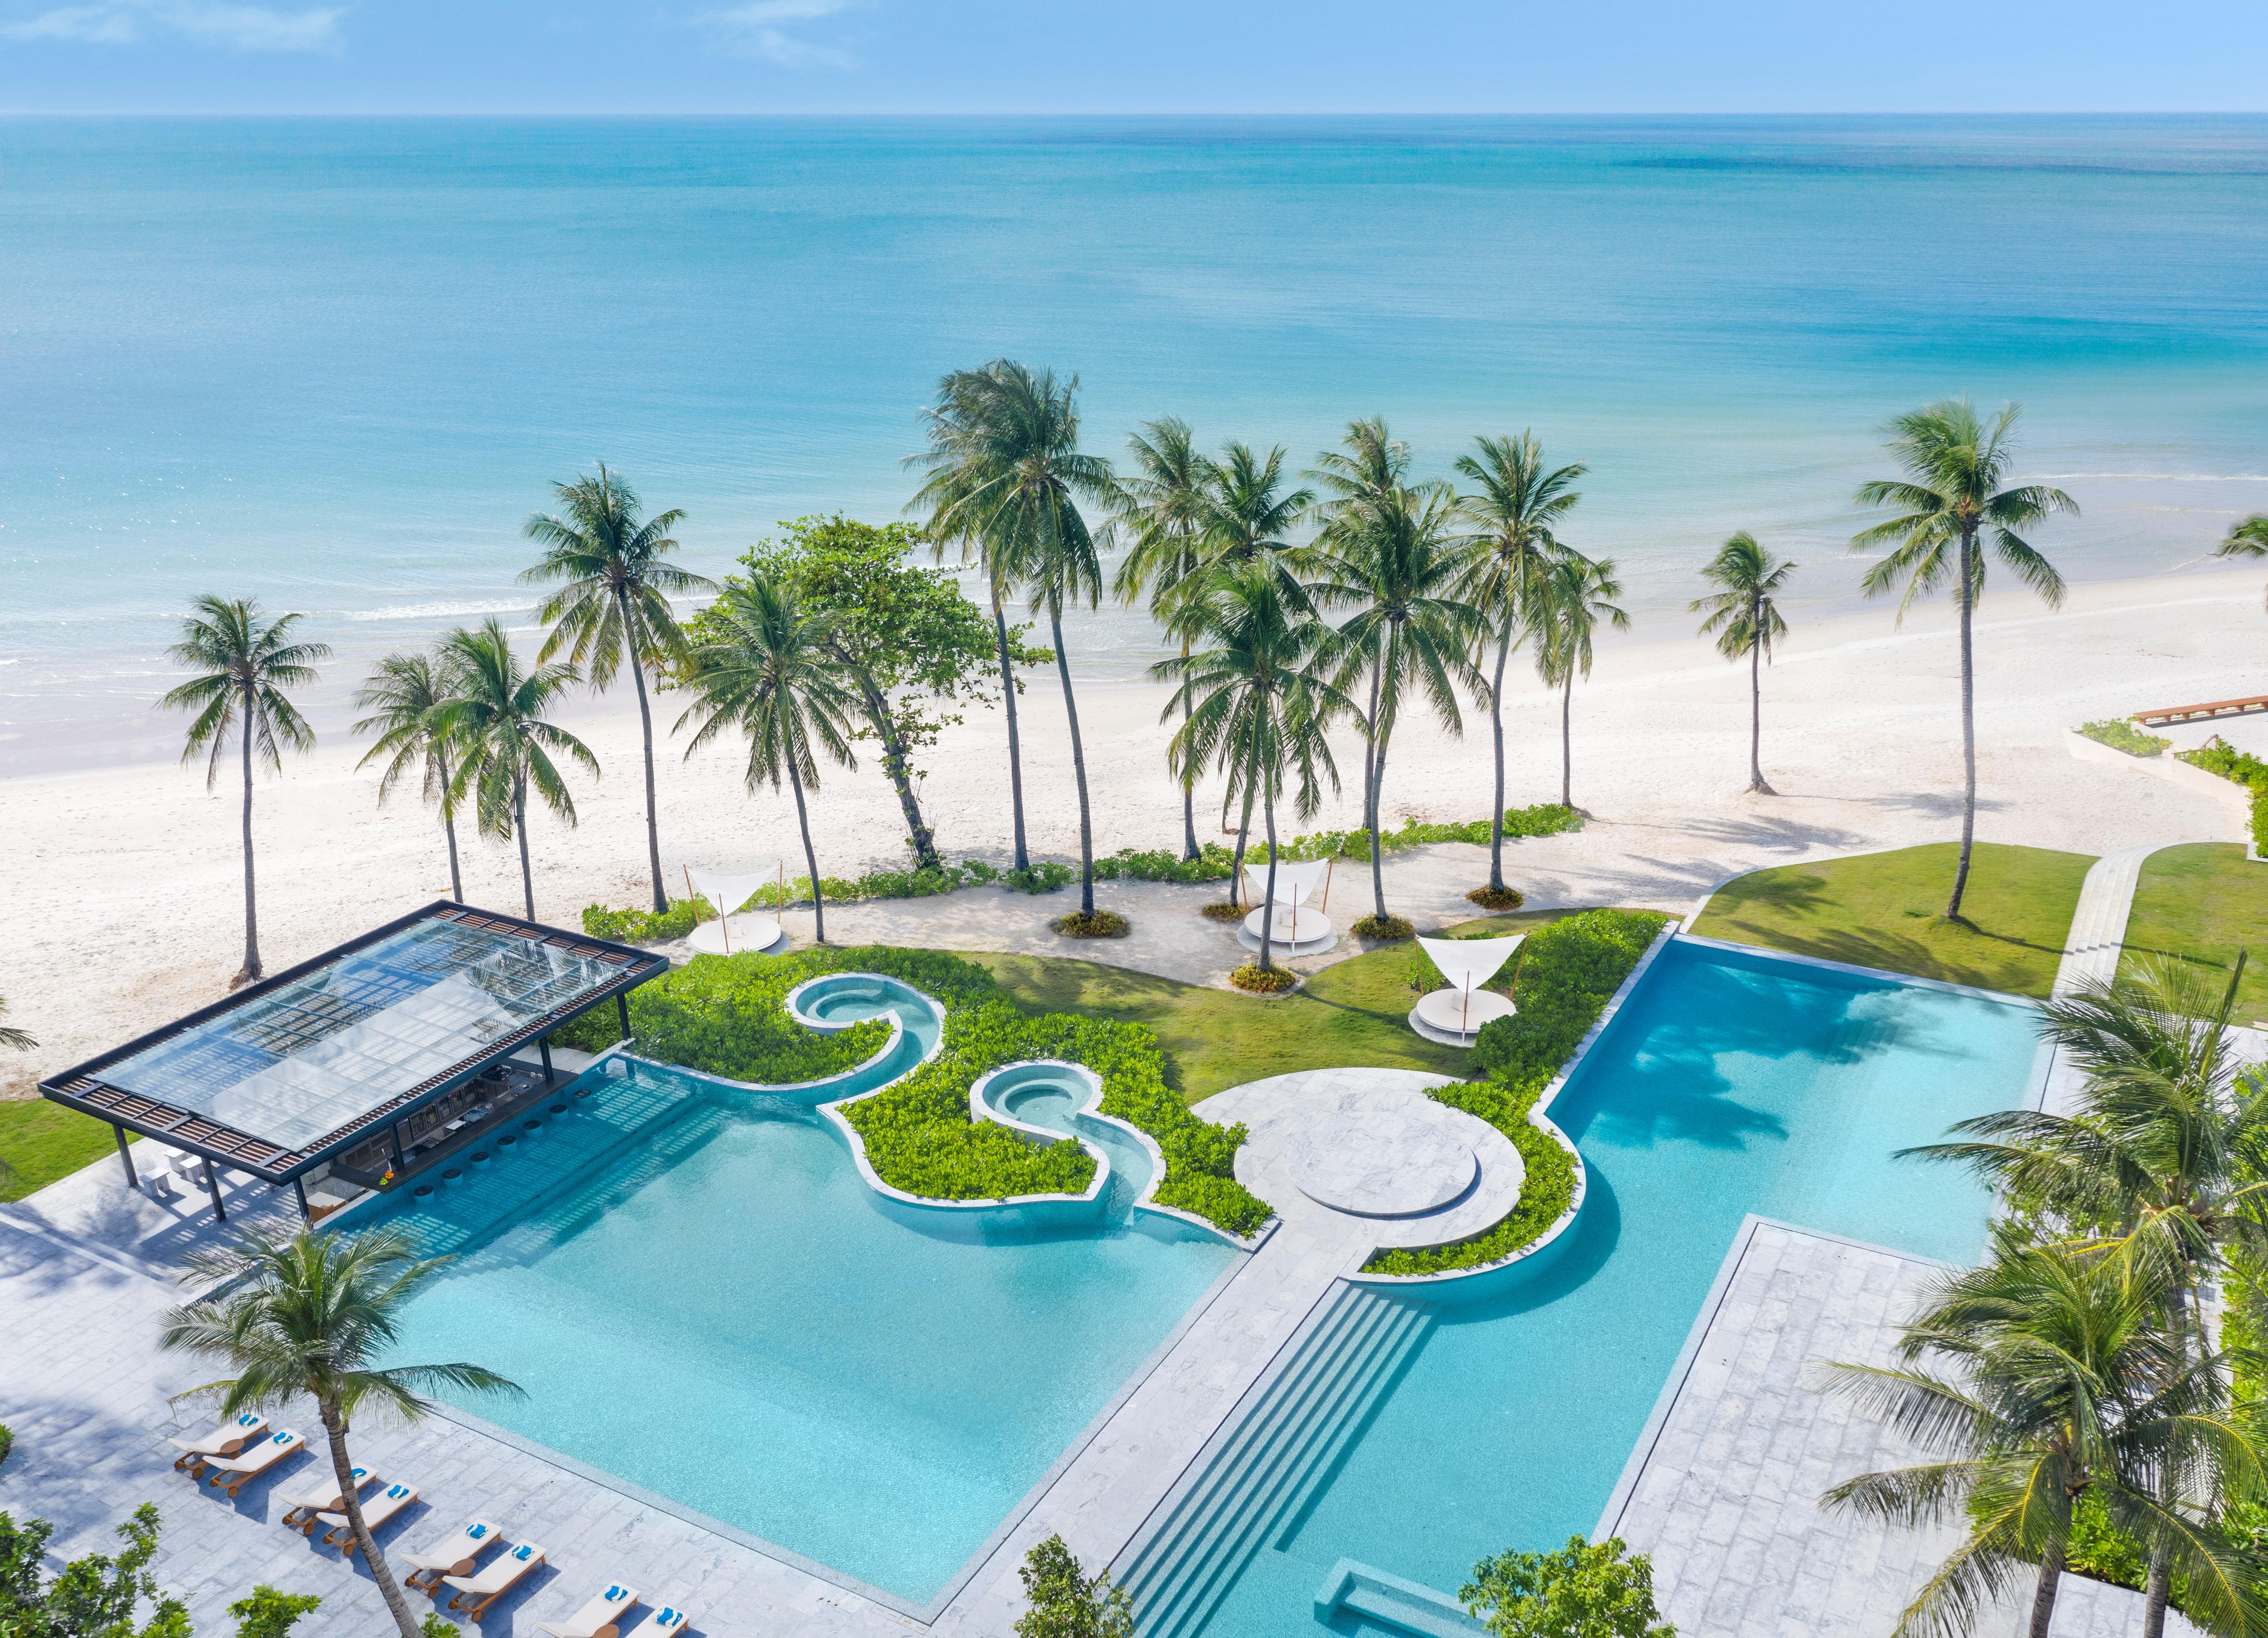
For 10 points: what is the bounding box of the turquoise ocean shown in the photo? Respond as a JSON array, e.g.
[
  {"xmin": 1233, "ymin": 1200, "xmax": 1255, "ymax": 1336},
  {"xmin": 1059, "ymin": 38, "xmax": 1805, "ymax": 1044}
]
[{"xmin": 4, "ymin": 115, "xmax": 2267, "ymax": 772}]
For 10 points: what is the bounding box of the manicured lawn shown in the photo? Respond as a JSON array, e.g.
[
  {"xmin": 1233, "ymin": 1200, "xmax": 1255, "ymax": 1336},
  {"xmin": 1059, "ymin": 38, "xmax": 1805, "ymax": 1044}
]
[
  {"xmin": 977, "ymin": 910, "xmax": 1566, "ymax": 1103},
  {"xmin": 1687, "ymin": 842, "xmax": 2094, "ymax": 999},
  {"xmin": 0, "ymin": 1097, "xmax": 119, "ymax": 1203},
  {"xmin": 2119, "ymin": 843, "xmax": 2268, "ymax": 1023}
]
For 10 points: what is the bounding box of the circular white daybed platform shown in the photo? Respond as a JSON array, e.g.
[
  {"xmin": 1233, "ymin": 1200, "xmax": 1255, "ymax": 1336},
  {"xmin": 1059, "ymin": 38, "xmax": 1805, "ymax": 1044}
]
[
  {"xmin": 1236, "ymin": 903, "xmax": 1337, "ymax": 956},
  {"xmin": 1408, "ymin": 987, "xmax": 1517, "ymax": 1046},
  {"xmin": 687, "ymin": 914, "xmax": 788, "ymax": 956}
]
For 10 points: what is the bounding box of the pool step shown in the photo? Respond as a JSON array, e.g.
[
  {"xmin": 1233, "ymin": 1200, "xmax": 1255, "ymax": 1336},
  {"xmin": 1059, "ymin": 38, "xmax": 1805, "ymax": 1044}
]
[{"xmin": 1120, "ymin": 1285, "xmax": 1433, "ymax": 1638}]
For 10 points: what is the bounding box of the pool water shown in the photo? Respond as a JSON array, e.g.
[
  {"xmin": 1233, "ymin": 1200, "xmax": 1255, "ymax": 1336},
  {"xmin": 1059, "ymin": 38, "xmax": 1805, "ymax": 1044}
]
[
  {"xmin": 1185, "ymin": 939, "xmax": 2046, "ymax": 1638},
  {"xmin": 376, "ymin": 980, "xmax": 1237, "ymax": 1605},
  {"xmin": 979, "ymin": 1064, "xmax": 1158, "ymax": 1217}
]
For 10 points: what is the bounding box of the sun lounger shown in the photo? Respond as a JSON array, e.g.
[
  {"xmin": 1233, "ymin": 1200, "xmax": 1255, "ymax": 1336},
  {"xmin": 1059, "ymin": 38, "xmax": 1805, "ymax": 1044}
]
[
  {"xmin": 442, "ymin": 1540, "xmax": 544, "ymax": 1619},
  {"xmin": 536, "ymin": 1583, "xmax": 638, "ymax": 1638},
  {"xmin": 169, "ymin": 1411, "xmax": 266, "ymax": 1471},
  {"xmin": 277, "ymin": 1464, "xmax": 372, "ymax": 1533},
  {"xmin": 203, "ymin": 1429, "xmax": 303, "ymax": 1497},
  {"xmin": 632, "ymin": 1606, "xmax": 689, "ymax": 1635},
  {"xmin": 318, "ymin": 1482, "xmax": 417, "ymax": 1556},
  {"xmin": 404, "ymin": 1518, "xmax": 503, "ymax": 1593}
]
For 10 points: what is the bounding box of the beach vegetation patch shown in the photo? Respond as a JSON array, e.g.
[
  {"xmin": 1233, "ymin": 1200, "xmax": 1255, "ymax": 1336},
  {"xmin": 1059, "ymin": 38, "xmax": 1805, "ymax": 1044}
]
[
  {"xmin": 1464, "ymin": 884, "xmax": 1526, "ymax": 910},
  {"xmin": 2180, "ymin": 735, "xmax": 2268, "ymax": 855},
  {"xmin": 1228, "ymin": 963, "xmax": 1298, "ymax": 995},
  {"xmin": 1199, "ymin": 901, "xmax": 1245, "ymax": 922},
  {"xmin": 1053, "ymin": 909, "xmax": 1131, "ymax": 938},
  {"xmin": 2075, "ymin": 717, "xmax": 2169, "ymax": 758},
  {"xmin": 1352, "ymin": 913, "xmax": 1415, "ymax": 942},
  {"xmin": 1471, "ymin": 909, "xmax": 1669, "ymax": 1095}
]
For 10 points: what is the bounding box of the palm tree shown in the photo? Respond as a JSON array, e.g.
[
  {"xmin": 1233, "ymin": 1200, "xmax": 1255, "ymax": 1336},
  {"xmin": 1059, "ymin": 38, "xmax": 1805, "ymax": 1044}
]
[
  {"xmin": 1690, "ymin": 532, "xmax": 1797, "ymax": 795},
  {"xmin": 1455, "ymin": 433, "xmax": 1586, "ymax": 897},
  {"xmin": 353, "ymin": 649, "xmax": 469, "ymax": 901},
  {"xmin": 161, "ymin": 596, "xmax": 330, "ymax": 989},
  {"xmin": 1902, "ymin": 956, "xmax": 2268, "ymax": 1638},
  {"xmin": 2214, "ymin": 515, "xmax": 2268, "ymax": 609},
  {"xmin": 908, "ymin": 361, "xmax": 1117, "ymax": 919},
  {"xmin": 161, "ymin": 1225, "xmax": 519, "ymax": 1638},
  {"xmin": 1156, "ymin": 566, "xmax": 1352, "ymax": 969},
  {"xmin": 1851, "ymin": 401, "xmax": 2074, "ymax": 922},
  {"xmin": 523, "ymin": 465, "xmax": 716, "ymax": 916},
  {"xmin": 0, "ymin": 996, "xmax": 31, "ymax": 1053},
  {"xmin": 1529, "ymin": 553, "xmax": 1627, "ymax": 812},
  {"xmin": 676, "ymin": 572, "xmax": 859, "ymax": 944},
  {"xmin": 1194, "ymin": 441, "xmax": 1318, "ymax": 606},
  {"xmin": 1308, "ymin": 420, "xmax": 1484, "ymax": 933},
  {"xmin": 434, "ymin": 619, "xmax": 597, "ymax": 923},
  {"xmin": 1110, "ymin": 417, "xmax": 1215, "ymax": 861},
  {"xmin": 1821, "ymin": 1226, "xmax": 2260, "ymax": 1638}
]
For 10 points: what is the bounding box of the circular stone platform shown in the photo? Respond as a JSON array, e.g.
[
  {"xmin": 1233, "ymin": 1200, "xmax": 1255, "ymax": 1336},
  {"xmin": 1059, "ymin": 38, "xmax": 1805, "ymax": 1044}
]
[
  {"xmin": 1236, "ymin": 904, "xmax": 1337, "ymax": 956},
  {"xmin": 687, "ymin": 914, "xmax": 787, "ymax": 956},
  {"xmin": 1279, "ymin": 1090, "xmax": 1482, "ymax": 1217},
  {"xmin": 1409, "ymin": 988, "xmax": 1517, "ymax": 1046}
]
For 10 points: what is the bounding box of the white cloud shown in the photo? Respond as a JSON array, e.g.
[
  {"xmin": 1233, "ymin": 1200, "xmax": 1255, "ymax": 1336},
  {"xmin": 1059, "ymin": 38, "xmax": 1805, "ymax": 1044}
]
[
  {"xmin": 703, "ymin": 0, "xmax": 857, "ymax": 69},
  {"xmin": 1, "ymin": 0, "xmax": 344, "ymax": 51}
]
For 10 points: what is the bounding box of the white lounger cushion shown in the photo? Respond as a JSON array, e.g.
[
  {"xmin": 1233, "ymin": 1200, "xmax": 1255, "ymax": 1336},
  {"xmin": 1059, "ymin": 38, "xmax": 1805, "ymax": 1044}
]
[
  {"xmin": 278, "ymin": 1465, "xmax": 371, "ymax": 1516},
  {"xmin": 638, "ymin": 1607, "xmax": 689, "ymax": 1634},
  {"xmin": 537, "ymin": 1584, "xmax": 638, "ymax": 1638},
  {"xmin": 444, "ymin": 1541, "xmax": 544, "ymax": 1596},
  {"xmin": 206, "ymin": 1429, "xmax": 302, "ymax": 1475},
  {"xmin": 167, "ymin": 1411, "xmax": 265, "ymax": 1457},
  {"xmin": 318, "ymin": 1482, "xmax": 416, "ymax": 1547},
  {"xmin": 406, "ymin": 1518, "xmax": 502, "ymax": 1573}
]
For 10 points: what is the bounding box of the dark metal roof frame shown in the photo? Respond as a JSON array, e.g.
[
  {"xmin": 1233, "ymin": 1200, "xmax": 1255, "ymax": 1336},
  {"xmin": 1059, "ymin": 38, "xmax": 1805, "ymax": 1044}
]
[{"xmin": 38, "ymin": 900, "xmax": 669, "ymax": 1185}]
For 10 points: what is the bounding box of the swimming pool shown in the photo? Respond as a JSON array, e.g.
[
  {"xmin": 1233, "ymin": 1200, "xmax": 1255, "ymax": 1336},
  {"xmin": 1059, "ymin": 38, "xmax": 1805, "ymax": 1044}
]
[
  {"xmin": 1137, "ymin": 938, "xmax": 2047, "ymax": 1638},
  {"xmin": 373, "ymin": 977, "xmax": 1239, "ymax": 1607}
]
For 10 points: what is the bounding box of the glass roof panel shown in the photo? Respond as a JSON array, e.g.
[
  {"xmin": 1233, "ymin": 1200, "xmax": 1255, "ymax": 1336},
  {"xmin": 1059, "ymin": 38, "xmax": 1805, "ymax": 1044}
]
[{"xmin": 102, "ymin": 918, "xmax": 621, "ymax": 1151}]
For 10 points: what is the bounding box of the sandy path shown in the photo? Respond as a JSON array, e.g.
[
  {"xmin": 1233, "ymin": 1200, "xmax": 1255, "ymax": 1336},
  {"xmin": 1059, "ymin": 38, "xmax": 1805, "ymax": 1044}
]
[{"xmin": 3, "ymin": 564, "xmax": 2261, "ymax": 1094}]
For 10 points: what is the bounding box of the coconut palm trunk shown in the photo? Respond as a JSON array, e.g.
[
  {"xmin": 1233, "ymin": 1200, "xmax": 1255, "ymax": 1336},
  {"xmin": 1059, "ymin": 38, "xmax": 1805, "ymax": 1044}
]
[
  {"xmin": 789, "ymin": 720, "xmax": 828, "ymax": 944},
  {"xmin": 1258, "ymin": 759, "xmax": 1281, "ymax": 971},
  {"xmin": 316, "ymin": 1402, "xmax": 417, "ymax": 1634},
  {"xmin": 1746, "ymin": 616, "xmax": 1769, "ymax": 794},
  {"xmin": 1180, "ymin": 658, "xmax": 1200, "ymax": 861},
  {"xmin": 619, "ymin": 588, "xmax": 669, "ymax": 916},
  {"xmin": 238, "ymin": 677, "xmax": 261, "ymax": 983},
  {"xmin": 1949, "ymin": 527, "xmax": 1979, "ymax": 920},
  {"xmin": 1559, "ymin": 671, "xmax": 1575, "ymax": 809},
  {"xmin": 995, "ymin": 597, "xmax": 1031, "ymax": 871},
  {"xmin": 1486, "ymin": 614, "xmax": 1513, "ymax": 893},
  {"xmin": 2028, "ymin": 1546, "xmax": 2063, "ymax": 1638},
  {"xmin": 1051, "ymin": 611, "xmax": 1098, "ymax": 916},
  {"xmin": 1363, "ymin": 644, "xmax": 1389, "ymax": 919},
  {"xmin": 513, "ymin": 779, "xmax": 535, "ymax": 920},
  {"xmin": 436, "ymin": 745, "xmax": 463, "ymax": 900}
]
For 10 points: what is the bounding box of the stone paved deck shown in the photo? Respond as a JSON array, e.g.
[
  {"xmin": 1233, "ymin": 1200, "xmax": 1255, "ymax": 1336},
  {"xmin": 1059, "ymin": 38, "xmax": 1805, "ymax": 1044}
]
[{"xmin": 1601, "ymin": 1216, "xmax": 2195, "ymax": 1638}]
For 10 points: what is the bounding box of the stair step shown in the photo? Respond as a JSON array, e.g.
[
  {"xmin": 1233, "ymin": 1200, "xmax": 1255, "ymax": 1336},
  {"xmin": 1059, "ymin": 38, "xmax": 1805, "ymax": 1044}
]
[{"xmin": 1125, "ymin": 1286, "xmax": 1434, "ymax": 1638}]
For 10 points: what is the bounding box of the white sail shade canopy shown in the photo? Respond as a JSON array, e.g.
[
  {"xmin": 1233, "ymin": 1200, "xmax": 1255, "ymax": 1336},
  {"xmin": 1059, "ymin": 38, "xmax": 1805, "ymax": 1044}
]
[
  {"xmin": 1416, "ymin": 933, "xmax": 1524, "ymax": 995},
  {"xmin": 1241, "ymin": 857, "xmax": 1332, "ymax": 908},
  {"xmin": 685, "ymin": 861, "xmax": 787, "ymax": 956}
]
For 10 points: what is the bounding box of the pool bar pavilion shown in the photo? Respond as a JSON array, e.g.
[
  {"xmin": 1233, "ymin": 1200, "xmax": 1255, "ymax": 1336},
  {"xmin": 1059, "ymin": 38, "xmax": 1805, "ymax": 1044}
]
[{"xmin": 36, "ymin": 901, "xmax": 668, "ymax": 1223}]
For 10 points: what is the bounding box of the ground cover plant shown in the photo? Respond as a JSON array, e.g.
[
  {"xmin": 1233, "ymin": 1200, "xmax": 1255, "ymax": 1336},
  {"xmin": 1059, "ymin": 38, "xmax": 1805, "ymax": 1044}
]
[
  {"xmin": 567, "ymin": 945, "xmax": 1267, "ymax": 1234},
  {"xmin": 1687, "ymin": 841, "xmax": 2094, "ymax": 998},
  {"xmin": 2075, "ymin": 717, "xmax": 2169, "ymax": 757},
  {"xmin": 1363, "ymin": 909, "xmax": 1669, "ymax": 1276},
  {"xmin": 2179, "ymin": 735, "xmax": 2268, "ymax": 854},
  {"xmin": 2118, "ymin": 842, "xmax": 2268, "ymax": 1022}
]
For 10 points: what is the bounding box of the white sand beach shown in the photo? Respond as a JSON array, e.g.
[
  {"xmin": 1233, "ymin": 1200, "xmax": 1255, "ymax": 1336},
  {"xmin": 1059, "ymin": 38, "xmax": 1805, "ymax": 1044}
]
[{"xmin": 3, "ymin": 563, "xmax": 2264, "ymax": 1092}]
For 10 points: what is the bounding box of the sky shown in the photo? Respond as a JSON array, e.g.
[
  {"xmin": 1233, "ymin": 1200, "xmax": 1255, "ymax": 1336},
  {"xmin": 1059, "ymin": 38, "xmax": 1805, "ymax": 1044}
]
[{"xmin": 0, "ymin": 0, "xmax": 2264, "ymax": 116}]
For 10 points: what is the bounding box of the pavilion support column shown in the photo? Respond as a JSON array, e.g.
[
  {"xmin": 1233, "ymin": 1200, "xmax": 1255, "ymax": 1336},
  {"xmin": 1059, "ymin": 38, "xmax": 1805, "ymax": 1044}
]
[
  {"xmin": 202, "ymin": 1157, "xmax": 226, "ymax": 1223},
  {"xmin": 388, "ymin": 1124, "xmax": 407, "ymax": 1179},
  {"xmin": 292, "ymin": 1178, "xmax": 312, "ymax": 1223},
  {"xmin": 539, "ymin": 1037, "xmax": 555, "ymax": 1085},
  {"xmin": 113, "ymin": 1124, "xmax": 139, "ymax": 1189},
  {"xmin": 617, "ymin": 993, "xmax": 631, "ymax": 1042}
]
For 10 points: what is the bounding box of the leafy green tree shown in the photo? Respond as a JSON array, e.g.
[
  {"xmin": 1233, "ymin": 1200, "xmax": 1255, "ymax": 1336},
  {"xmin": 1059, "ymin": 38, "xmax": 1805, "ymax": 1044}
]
[
  {"xmin": 1850, "ymin": 400, "xmax": 2073, "ymax": 921},
  {"xmin": 0, "ymin": 1504, "xmax": 191, "ymax": 1638},
  {"xmin": 160, "ymin": 1225, "xmax": 520, "ymax": 1638},
  {"xmin": 1822, "ymin": 1223, "xmax": 2265, "ymax": 1638},
  {"xmin": 1157, "ymin": 564, "xmax": 1352, "ymax": 969},
  {"xmin": 1529, "ymin": 553, "xmax": 1627, "ymax": 812},
  {"xmin": 709, "ymin": 515, "xmax": 1024, "ymax": 871},
  {"xmin": 1455, "ymin": 432, "xmax": 1585, "ymax": 899},
  {"xmin": 354, "ymin": 648, "xmax": 469, "ymax": 900},
  {"xmin": 1461, "ymin": 1535, "xmax": 1672, "ymax": 1638},
  {"xmin": 2215, "ymin": 514, "xmax": 2268, "ymax": 609},
  {"xmin": 1309, "ymin": 417, "xmax": 1484, "ymax": 932},
  {"xmin": 1012, "ymin": 1534, "xmax": 1132, "ymax": 1638},
  {"xmin": 1689, "ymin": 531, "xmax": 1796, "ymax": 795},
  {"xmin": 907, "ymin": 360, "xmax": 1117, "ymax": 919},
  {"xmin": 677, "ymin": 572, "xmax": 860, "ymax": 944},
  {"xmin": 1109, "ymin": 417, "xmax": 1216, "ymax": 861},
  {"xmin": 1904, "ymin": 956, "xmax": 2268, "ymax": 1638},
  {"xmin": 161, "ymin": 596, "xmax": 330, "ymax": 988},
  {"xmin": 434, "ymin": 618, "xmax": 598, "ymax": 922},
  {"xmin": 229, "ymin": 1586, "xmax": 322, "ymax": 1638},
  {"xmin": 524, "ymin": 465, "xmax": 716, "ymax": 915}
]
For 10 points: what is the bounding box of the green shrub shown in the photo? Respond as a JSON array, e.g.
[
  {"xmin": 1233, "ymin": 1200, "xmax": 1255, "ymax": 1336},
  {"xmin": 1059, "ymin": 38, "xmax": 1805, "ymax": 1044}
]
[
  {"xmin": 0, "ymin": 1423, "xmax": 11, "ymax": 1468},
  {"xmin": 2076, "ymin": 718, "xmax": 2169, "ymax": 758},
  {"xmin": 2180, "ymin": 735, "xmax": 2268, "ymax": 854},
  {"xmin": 1361, "ymin": 1081, "xmax": 1577, "ymax": 1275},
  {"xmin": 569, "ymin": 946, "xmax": 1267, "ymax": 1235},
  {"xmin": 1015, "ymin": 1533, "xmax": 1133, "ymax": 1638},
  {"xmin": 1461, "ymin": 1535, "xmax": 1672, "ymax": 1638},
  {"xmin": 0, "ymin": 1503, "xmax": 191, "ymax": 1638},
  {"xmin": 229, "ymin": 1586, "xmax": 322, "ymax": 1638},
  {"xmin": 422, "ymin": 1617, "xmax": 462, "ymax": 1638},
  {"xmin": 1092, "ymin": 843, "xmax": 1237, "ymax": 884},
  {"xmin": 581, "ymin": 897, "xmax": 711, "ymax": 944},
  {"xmin": 1471, "ymin": 909, "xmax": 1672, "ymax": 1096}
]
